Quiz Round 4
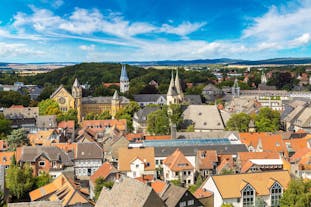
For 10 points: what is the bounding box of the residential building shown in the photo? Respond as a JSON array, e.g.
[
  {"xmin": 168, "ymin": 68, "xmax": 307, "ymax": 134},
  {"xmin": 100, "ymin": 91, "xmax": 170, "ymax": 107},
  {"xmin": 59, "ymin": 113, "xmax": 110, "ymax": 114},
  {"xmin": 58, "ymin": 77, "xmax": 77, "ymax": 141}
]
[
  {"xmin": 74, "ymin": 142, "xmax": 103, "ymax": 179},
  {"xmin": 194, "ymin": 187, "xmax": 214, "ymax": 207},
  {"xmin": 89, "ymin": 162, "xmax": 119, "ymax": 199},
  {"xmin": 27, "ymin": 129, "xmax": 62, "ymax": 146},
  {"xmin": 133, "ymin": 106, "xmax": 160, "ymax": 133},
  {"xmin": 36, "ymin": 115, "xmax": 57, "ymax": 130},
  {"xmin": 103, "ymin": 136, "xmax": 129, "ymax": 162},
  {"xmin": 95, "ymin": 176, "xmax": 166, "ymax": 207},
  {"xmin": 163, "ymin": 149, "xmax": 195, "ymax": 187},
  {"xmin": 290, "ymin": 148, "xmax": 311, "ymax": 179},
  {"xmin": 118, "ymin": 147, "xmax": 155, "ymax": 179},
  {"xmin": 160, "ymin": 183, "xmax": 204, "ymax": 207},
  {"xmin": 202, "ymin": 83, "xmax": 223, "ymax": 103},
  {"xmin": 17, "ymin": 146, "xmax": 73, "ymax": 177},
  {"xmin": 0, "ymin": 151, "xmax": 15, "ymax": 169},
  {"xmin": 29, "ymin": 173, "xmax": 93, "ymax": 207},
  {"xmin": 202, "ymin": 171, "xmax": 290, "ymax": 207},
  {"xmin": 195, "ymin": 150, "xmax": 218, "ymax": 177}
]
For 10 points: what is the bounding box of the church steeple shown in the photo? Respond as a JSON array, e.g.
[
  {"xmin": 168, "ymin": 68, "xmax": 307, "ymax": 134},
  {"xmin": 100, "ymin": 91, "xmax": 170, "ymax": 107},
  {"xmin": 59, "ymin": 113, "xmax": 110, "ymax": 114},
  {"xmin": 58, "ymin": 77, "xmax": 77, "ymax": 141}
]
[
  {"xmin": 167, "ymin": 71, "xmax": 177, "ymax": 96},
  {"xmin": 175, "ymin": 69, "xmax": 184, "ymax": 100},
  {"xmin": 72, "ymin": 78, "xmax": 82, "ymax": 123},
  {"xmin": 261, "ymin": 71, "xmax": 267, "ymax": 84},
  {"xmin": 120, "ymin": 64, "xmax": 129, "ymax": 93},
  {"xmin": 232, "ymin": 78, "xmax": 240, "ymax": 97}
]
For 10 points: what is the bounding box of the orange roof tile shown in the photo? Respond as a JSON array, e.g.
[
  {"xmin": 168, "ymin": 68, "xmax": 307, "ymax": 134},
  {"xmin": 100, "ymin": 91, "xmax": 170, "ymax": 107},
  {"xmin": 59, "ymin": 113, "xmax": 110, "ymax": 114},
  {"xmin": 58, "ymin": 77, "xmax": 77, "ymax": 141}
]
[
  {"xmin": 163, "ymin": 148, "xmax": 194, "ymax": 171},
  {"xmin": 51, "ymin": 143, "xmax": 76, "ymax": 153},
  {"xmin": 28, "ymin": 129, "xmax": 56, "ymax": 146},
  {"xmin": 196, "ymin": 150, "xmax": 218, "ymax": 170},
  {"xmin": 193, "ymin": 188, "xmax": 213, "ymax": 199},
  {"xmin": 144, "ymin": 135, "xmax": 171, "ymax": 141},
  {"xmin": 135, "ymin": 175, "xmax": 154, "ymax": 183},
  {"xmin": 126, "ymin": 133, "xmax": 144, "ymax": 141},
  {"xmin": 286, "ymin": 138, "xmax": 310, "ymax": 152},
  {"xmin": 118, "ymin": 147, "xmax": 155, "ymax": 172},
  {"xmin": 0, "ymin": 151, "xmax": 15, "ymax": 166},
  {"xmin": 240, "ymin": 160, "xmax": 255, "ymax": 173},
  {"xmin": 151, "ymin": 180, "xmax": 167, "ymax": 194},
  {"xmin": 81, "ymin": 119, "xmax": 127, "ymax": 132},
  {"xmin": 10, "ymin": 105, "xmax": 24, "ymax": 108},
  {"xmin": 238, "ymin": 152, "xmax": 280, "ymax": 166},
  {"xmin": 58, "ymin": 120, "xmax": 75, "ymax": 129},
  {"xmin": 90, "ymin": 162, "xmax": 118, "ymax": 185},
  {"xmin": 0, "ymin": 140, "xmax": 8, "ymax": 151},
  {"xmin": 102, "ymin": 83, "xmax": 120, "ymax": 88}
]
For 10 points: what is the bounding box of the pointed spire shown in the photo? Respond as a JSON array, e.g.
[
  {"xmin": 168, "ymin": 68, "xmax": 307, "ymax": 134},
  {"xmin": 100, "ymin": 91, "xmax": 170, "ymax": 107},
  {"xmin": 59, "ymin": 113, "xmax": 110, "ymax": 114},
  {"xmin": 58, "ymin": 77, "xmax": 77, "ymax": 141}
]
[
  {"xmin": 112, "ymin": 90, "xmax": 120, "ymax": 100},
  {"xmin": 167, "ymin": 70, "xmax": 177, "ymax": 96},
  {"xmin": 73, "ymin": 78, "xmax": 80, "ymax": 87},
  {"xmin": 120, "ymin": 64, "xmax": 129, "ymax": 81},
  {"xmin": 175, "ymin": 69, "xmax": 183, "ymax": 96}
]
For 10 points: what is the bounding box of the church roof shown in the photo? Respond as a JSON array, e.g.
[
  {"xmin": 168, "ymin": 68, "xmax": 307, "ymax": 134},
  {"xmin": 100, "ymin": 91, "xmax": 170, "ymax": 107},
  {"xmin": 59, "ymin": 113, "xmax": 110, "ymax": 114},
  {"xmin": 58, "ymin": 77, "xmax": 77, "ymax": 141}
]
[
  {"xmin": 112, "ymin": 90, "xmax": 120, "ymax": 100},
  {"xmin": 120, "ymin": 64, "xmax": 129, "ymax": 81},
  {"xmin": 50, "ymin": 85, "xmax": 72, "ymax": 99},
  {"xmin": 82, "ymin": 96, "xmax": 129, "ymax": 104},
  {"xmin": 73, "ymin": 78, "xmax": 80, "ymax": 87},
  {"xmin": 174, "ymin": 69, "xmax": 183, "ymax": 96},
  {"xmin": 167, "ymin": 71, "xmax": 178, "ymax": 96}
]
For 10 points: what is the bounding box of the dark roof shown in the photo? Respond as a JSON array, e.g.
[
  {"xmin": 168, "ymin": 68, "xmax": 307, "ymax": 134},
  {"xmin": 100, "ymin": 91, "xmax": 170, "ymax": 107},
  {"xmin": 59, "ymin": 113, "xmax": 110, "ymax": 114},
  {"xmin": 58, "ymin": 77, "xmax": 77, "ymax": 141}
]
[
  {"xmin": 19, "ymin": 146, "xmax": 73, "ymax": 166},
  {"xmin": 75, "ymin": 142, "xmax": 103, "ymax": 159},
  {"xmin": 154, "ymin": 144, "xmax": 248, "ymax": 157},
  {"xmin": 82, "ymin": 96, "xmax": 129, "ymax": 104},
  {"xmin": 8, "ymin": 201, "xmax": 62, "ymax": 207},
  {"xmin": 133, "ymin": 106, "xmax": 160, "ymax": 123},
  {"xmin": 161, "ymin": 184, "xmax": 187, "ymax": 207},
  {"xmin": 133, "ymin": 94, "xmax": 166, "ymax": 102},
  {"xmin": 184, "ymin": 95, "xmax": 202, "ymax": 104},
  {"xmin": 36, "ymin": 115, "xmax": 57, "ymax": 129}
]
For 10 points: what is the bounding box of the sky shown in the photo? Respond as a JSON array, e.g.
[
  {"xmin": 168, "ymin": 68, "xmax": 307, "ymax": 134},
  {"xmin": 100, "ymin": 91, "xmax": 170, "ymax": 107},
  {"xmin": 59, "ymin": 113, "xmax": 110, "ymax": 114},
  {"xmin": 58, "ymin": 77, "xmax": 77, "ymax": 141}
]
[{"xmin": 0, "ymin": 0, "xmax": 311, "ymax": 62}]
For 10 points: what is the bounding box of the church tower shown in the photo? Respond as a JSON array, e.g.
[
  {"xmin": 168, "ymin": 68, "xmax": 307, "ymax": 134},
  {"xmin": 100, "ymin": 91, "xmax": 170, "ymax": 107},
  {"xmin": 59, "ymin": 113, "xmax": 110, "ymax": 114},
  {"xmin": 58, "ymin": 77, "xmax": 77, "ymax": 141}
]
[
  {"xmin": 120, "ymin": 64, "xmax": 129, "ymax": 93},
  {"xmin": 111, "ymin": 90, "xmax": 121, "ymax": 118},
  {"xmin": 175, "ymin": 69, "xmax": 184, "ymax": 102},
  {"xmin": 167, "ymin": 71, "xmax": 178, "ymax": 105},
  {"xmin": 232, "ymin": 78, "xmax": 240, "ymax": 97},
  {"xmin": 72, "ymin": 78, "xmax": 83, "ymax": 123},
  {"xmin": 261, "ymin": 71, "xmax": 267, "ymax": 84}
]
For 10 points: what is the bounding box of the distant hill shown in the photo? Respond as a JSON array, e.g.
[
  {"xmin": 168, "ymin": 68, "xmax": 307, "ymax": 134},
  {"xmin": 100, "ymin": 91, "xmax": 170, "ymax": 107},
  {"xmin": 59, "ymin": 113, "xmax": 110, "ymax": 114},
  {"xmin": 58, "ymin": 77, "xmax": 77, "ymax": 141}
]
[
  {"xmin": 126, "ymin": 58, "xmax": 243, "ymax": 66},
  {"xmin": 232, "ymin": 58, "xmax": 311, "ymax": 65}
]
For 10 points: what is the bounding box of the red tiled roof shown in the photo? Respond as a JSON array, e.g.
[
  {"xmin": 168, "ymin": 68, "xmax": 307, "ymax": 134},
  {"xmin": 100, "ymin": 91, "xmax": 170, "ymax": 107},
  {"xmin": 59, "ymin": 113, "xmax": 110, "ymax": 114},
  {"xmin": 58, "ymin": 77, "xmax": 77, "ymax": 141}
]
[
  {"xmin": 58, "ymin": 120, "xmax": 75, "ymax": 129},
  {"xmin": 194, "ymin": 188, "xmax": 213, "ymax": 199},
  {"xmin": 0, "ymin": 151, "xmax": 15, "ymax": 165},
  {"xmin": 102, "ymin": 83, "xmax": 120, "ymax": 88},
  {"xmin": 196, "ymin": 150, "xmax": 218, "ymax": 170},
  {"xmin": 10, "ymin": 105, "xmax": 24, "ymax": 108},
  {"xmin": 81, "ymin": 119, "xmax": 127, "ymax": 132},
  {"xmin": 135, "ymin": 175, "xmax": 154, "ymax": 184},
  {"xmin": 151, "ymin": 180, "xmax": 167, "ymax": 194},
  {"xmin": 144, "ymin": 135, "xmax": 171, "ymax": 141},
  {"xmin": 90, "ymin": 162, "xmax": 118, "ymax": 185},
  {"xmin": 126, "ymin": 133, "xmax": 144, "ymax": 141},
  {"xmin": 238, "ymin": 152, "xmax": 280, "ymax": 166},
  {"xmin": 163, "ymin": 148, "xmax": 194, "ymax": 171}
]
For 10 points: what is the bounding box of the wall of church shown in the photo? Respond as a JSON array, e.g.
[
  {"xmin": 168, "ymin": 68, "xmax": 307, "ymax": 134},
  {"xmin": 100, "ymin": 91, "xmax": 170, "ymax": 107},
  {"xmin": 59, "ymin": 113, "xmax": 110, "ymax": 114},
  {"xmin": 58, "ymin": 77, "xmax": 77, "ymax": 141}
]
[
  {"xmin": 82, "ymin": 103, "xmax": 126, "ymax": 116},
  {"xmin": 51, "ymin": 88, "xmax": 75, "ymax": 112}
]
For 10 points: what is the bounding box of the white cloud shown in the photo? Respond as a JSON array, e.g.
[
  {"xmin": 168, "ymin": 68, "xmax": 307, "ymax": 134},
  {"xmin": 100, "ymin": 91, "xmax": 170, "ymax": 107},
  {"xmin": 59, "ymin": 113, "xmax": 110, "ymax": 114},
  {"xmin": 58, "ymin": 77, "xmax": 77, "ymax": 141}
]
[
  {"xmin": 0, "ymin": 42, "xmax": 44, "ymax": 57},
  {"xmin": 79, "ymin": 44, "xmax": 95, "ymax": 51},
  {"xmin": 160, "ymin": 21, "xmax": 206, "ymax": 36},
  {"xmin": 290, "ymin": 33, "xmax": 311, "ymax": 47},
  {"xmin": 53, "ymin": 0, "xmax": 64, "ymax": 8}
]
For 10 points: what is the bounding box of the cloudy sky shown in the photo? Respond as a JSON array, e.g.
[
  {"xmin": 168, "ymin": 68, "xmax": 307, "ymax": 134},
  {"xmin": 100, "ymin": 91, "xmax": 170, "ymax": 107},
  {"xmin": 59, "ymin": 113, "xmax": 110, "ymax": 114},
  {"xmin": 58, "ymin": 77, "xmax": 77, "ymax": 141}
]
[{"xmin": 0, "ymin": 0, "xmax": 311, "ymax": 62}]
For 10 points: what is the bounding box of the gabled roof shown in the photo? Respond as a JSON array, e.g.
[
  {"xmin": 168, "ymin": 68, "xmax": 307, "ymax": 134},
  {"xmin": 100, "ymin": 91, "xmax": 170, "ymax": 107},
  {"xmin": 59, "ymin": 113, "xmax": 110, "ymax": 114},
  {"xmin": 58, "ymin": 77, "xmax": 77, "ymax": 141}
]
[
  {"xmin": 95, "ymin": 176, "xmax": 166, "ymax": 207},
  {"xmin": 238, "ymin": 152, "xmax": 280, "ymax": 167},
  {"xmin": 133, "ymin": 106, "xmax": 160, "ymax": 123},
  {"xmin": 50, "ymin": 85, "xmax": 72, "ymax": 99},
  {"xmin": 209, "ymin": 171, "xmax": 290, "ymax": 199},
  {"xmin": 0, "ymin": 151, "xmax": 15, "ymax": 166},
  {"xmin": 58, "ymin": 120, "xmax": 75, "ymax": 129},
  {"xmin": 163, "ymin": 148, "xmax": 194, "ymax": 171},
  {"xmin": 196, "ymin": 150, "xmax": 218, "ymax": 170},
  {"xmin": 28, "ymin": 129, "xmax": 57, "ymax": 146},
  {"xmin": 29, "ymin": 173, "xmax": 92, "ymax": 206},
  {"xmin": 81, "ymin": 119, "xmax": 127, "ymax": 132},
  {"xmin": 160, "ymin": 184, "xmax": 188, "ymax": 207},
  {"xmin": 75, "ymin": 142, "xmax": 103, "ymax": 160},
  {"xmin": 118, "ymin": 147, "xmax": 155, "ymax": 171},
  {"xmin": 194, "ymin": 188, "xmax": 213, "ymax": 199},
  {"xmin": 90, "ymin": 162, "xmax": 118, "ymax": 185},
  {"xmin": 151, "ymin": 180, "xmax": 167, "ymax": 194}
]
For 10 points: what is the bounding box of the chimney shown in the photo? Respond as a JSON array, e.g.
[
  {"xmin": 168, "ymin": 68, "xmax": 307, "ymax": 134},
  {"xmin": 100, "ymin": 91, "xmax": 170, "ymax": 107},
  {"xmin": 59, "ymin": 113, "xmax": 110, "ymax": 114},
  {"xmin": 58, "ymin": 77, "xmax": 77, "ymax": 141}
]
[{"xmin": 171, "ymin": 123, "xmax": 177, "ymax": 140}]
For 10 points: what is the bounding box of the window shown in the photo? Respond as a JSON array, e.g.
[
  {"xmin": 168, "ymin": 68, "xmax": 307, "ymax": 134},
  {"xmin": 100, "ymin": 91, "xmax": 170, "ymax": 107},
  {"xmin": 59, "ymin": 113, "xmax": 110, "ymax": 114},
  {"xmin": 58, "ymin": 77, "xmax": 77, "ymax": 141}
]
[
  {"xmin": 271, "ymin": 182, "xmax": 282, "ymax": 207},
  {"xmin": 39, "ymin": 161, "xmax": 45, "ymax": 166},
  {"xmin": 242, "ymin": 185, "xmax": 254, "ymax": 207},
  {"xmin": 179, "ymin": 201, "xmax": 186, "ymax": 207},
  {"xmin": 187, "ymin": 200, "xmax": 194, "ymax": 205}
]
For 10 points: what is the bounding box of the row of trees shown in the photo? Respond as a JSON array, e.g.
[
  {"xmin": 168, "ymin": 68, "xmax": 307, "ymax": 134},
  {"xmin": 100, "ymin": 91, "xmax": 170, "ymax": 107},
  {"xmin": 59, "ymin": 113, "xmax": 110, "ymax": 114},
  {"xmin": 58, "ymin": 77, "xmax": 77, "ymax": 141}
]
[{"xmin": 226, "ymin": 107, "xmax": 280, "ymax": 132}]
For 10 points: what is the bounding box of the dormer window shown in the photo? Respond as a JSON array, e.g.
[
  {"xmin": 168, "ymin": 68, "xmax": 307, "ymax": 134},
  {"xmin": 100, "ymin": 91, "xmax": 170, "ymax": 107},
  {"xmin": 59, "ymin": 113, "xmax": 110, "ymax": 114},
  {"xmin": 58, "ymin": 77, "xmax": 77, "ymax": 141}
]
[{"xmin": 242, "ymin": 185, "xmax": 254, "ymax": 207}]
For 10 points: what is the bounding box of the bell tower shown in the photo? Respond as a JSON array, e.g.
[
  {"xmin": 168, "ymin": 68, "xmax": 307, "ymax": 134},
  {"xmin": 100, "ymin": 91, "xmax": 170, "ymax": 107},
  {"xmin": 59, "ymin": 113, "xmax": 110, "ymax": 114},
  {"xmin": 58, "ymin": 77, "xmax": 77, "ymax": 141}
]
[
  {"xmin": 111, "ymin": 90, "xmax": 121, "ymax": 118},
  {"xmin": 120, "ymin": 64, "xmax": 129, "ymax": 93},
  {"xmin": 72, "ymin": 78, "xmax": 83, "ymax": 123}
]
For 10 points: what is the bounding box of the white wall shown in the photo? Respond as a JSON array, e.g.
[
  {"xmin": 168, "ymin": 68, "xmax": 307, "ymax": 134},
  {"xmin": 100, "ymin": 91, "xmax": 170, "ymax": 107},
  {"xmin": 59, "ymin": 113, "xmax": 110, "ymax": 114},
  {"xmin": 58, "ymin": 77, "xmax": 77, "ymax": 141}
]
[{"xmin": 202, "ymin": 177, "xmax": 223, "ymax": 207}]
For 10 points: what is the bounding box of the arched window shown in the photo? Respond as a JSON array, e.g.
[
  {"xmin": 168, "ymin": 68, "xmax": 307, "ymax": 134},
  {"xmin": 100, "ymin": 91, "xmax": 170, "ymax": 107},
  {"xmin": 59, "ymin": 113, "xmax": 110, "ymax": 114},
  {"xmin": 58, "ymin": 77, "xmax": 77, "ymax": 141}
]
[
  {"xmin": 242, "ymin": 185, "xmax": 255, "ymax": 207},
  {"xmin": 271, "ymin": 182, "xmax": 282, "ymax": 207}
]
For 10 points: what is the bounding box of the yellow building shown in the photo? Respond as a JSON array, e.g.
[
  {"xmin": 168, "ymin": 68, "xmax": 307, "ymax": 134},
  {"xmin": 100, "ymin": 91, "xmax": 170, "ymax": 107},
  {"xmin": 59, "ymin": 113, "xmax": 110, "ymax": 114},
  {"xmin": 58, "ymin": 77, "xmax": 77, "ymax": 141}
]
[{"xmin": 50, "ymin": 78, "xmax": 129, "ymax": 123}]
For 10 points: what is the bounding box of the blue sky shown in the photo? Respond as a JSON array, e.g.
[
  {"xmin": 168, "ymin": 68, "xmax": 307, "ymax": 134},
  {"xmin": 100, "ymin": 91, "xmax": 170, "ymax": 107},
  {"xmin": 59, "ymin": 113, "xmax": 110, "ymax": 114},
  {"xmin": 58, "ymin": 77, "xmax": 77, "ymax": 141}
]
[{"xmin": 0, "ymin": 0, "xmax": 310, "ymax": 62}]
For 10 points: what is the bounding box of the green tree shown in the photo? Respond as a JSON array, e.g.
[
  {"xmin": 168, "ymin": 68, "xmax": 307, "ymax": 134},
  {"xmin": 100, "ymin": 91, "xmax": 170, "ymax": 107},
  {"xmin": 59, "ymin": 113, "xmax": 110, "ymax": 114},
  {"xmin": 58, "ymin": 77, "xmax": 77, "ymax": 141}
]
[
  {"xmin": 38, "ymin": 99, "xmax": 61, "ymax": 115},
  {"xmin": 97, "ymin": 110, "xmax": 112, "ymax": 120},
  {"xmin": 147, "ymin": 108, "xmax": 170, "ymax": 135},
  {"xmin": 34, "ymin": 172, "xmax": 51, "ymax": 188},
  {"xmin": 0, "ymin": 190, "xmax": 5, "ymax": 207},
  {"xmin": 280, "ymin": 179, "xmax": 311, "ymax": 207},
  {"xmin": 186, "ymin": 124, "xmax": 195, "ymax": 132},
  {"xmin": 115, "ymin": 101, "xmax": 140, "ymax": 132},
  {"xmin": 255, "ymin": 107, "xmax": 280, "ymax": 132},
  {"xmin": 94, "ymin": 178, "xmax": 114, "ymax": 201},
  {"xmin": 6, "ymin": 164, "xmax": 34, "ymax": 200},
  {"xmin": 0, "ymin": 91, "xmax": 31, "ymax": 107},
  {"xmin": 56, "ymin": 109, "xmax": 77, "ymax": 123},
  {"xmin": 168, "ymin": 104, "xmax": 183, "ymax": 127},
  {"xmin": 226, "ymin": 113, "xmax": 251, "ymax": 132},
  {"xmin": 7, "ymin": 129, "xmax": 29, "ymax": 150},
  {"xmin": 0, "ymin": 115, "xmax": 11, "ymax": 138},
  {"xmin": 221, "ymin": 204, "xmax": 234, "ymax": 207}
]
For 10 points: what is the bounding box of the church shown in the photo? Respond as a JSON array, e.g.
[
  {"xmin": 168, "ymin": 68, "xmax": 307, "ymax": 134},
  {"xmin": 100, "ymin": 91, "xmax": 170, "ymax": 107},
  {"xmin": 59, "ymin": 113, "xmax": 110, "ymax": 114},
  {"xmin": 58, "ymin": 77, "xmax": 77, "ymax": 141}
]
[{"xmin": 50, "ymin": 64, "xmax": 130, "ymax": 123}]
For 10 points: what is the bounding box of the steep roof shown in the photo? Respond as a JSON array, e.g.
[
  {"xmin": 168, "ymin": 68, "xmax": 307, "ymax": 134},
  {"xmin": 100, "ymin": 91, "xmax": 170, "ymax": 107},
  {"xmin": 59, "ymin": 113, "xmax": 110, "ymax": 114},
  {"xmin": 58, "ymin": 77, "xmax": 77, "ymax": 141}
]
[
  {"xmin": 58, "ymin": 120, "xmax": 75, "ymax": 129},
  {"xmin": 120, "ymin": 64, "xmax": 129, "ymax": 81},
  {"xmin": 160, "ymin": 184, "xmax": 188, "ymax": 207},
  {"xmin": 118, "ymin": 147, "xmax": 155, "ymax": 171},
  {"xmin": 0, "ymin": 151, "xmax": 15, "ymax": 166},
  {"xmin": 133, "ymin": 106, "xmax": 160, "ymax": 123},
  {"xmin": 238, "ymin": 152, "xmax": 280, "ymax": 166},
  {"xmin": 151, "ymin": 180, "xmax": 167, "ymax": 194},
  {"xmin": 95, "ymin": 176, "xmax": 166, "ymax": 207},
  {"xmin": 163, "ymin": 148, "xmax": 194, "ymax": 171},
  {"xmin": 167, "ymin": 71, "xmax": 178, "ymax": 96},
  {"xmin": 75, "ymin": 142, "xmax": 103, "ymax": 159},
  {"xmin": 82, "ymin": 96, "xmax": 129, "ymax": 104},
  {"xmin": 28, "ymin": 129, "xmax": 57, "ymax": 146},
  {"xmin": 90, "ymin": 162, "xmax": 118, "ymax": 185},
  {"xmin": 194, "ymin": 188, "xmax": 213, "ymax": 199},
  {"xmin": 196, "ymin": 150, "xmax": 218, "ymax": 170},
  {"xmin": 209, "ymin": 171, "xmax": 290, "ymax": 199}
]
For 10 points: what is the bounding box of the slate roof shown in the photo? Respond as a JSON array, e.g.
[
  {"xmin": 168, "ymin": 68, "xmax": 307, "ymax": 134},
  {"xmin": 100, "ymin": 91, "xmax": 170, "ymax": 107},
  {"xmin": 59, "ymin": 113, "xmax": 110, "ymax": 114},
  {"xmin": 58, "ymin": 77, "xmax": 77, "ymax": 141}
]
[
  {"xmin": 75, "ymin": 142, "xmax": 103, "ymax": 160},
  {"xmin": 4, "ymin": 106, "xmax": 39, "ymax": 119},
  {"xmin": 133, "ymin": 106, "xmax": 160, "ymax": 123},
  {"xmin": 154, "ymin": 144, "xmax": 248, "ymax": 157},
  {"xmin": 95, "ymin": 176, "xmax": 166, "ymax": 207},
  {"xmin": 182, "ymin": 105, "xmax": 225, "ymax": 130},
  {"xmin": 8, "ymin": 201, "xmax": 62, "ymax": 207},
  {"xmin": 36, "ymin": 115, "xmax": 57, "ymax": 129},
  {"xmin": 160, "ymin": 184, "xmax": 188, "ymax": 207},
  {"xmin": 133, "ymin": 94, "xmax": 166, "ymax": 102},
  {"xmin": 82, "ymin": 96, "xmax": 129, "ymax": 104},
  {"xmin": 176, "ymin": 131, "xmax": 239, "ymax": 139},
  {"xmin": 18, "ymin": 146, "xmax": 73, "ymax": 166}
]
